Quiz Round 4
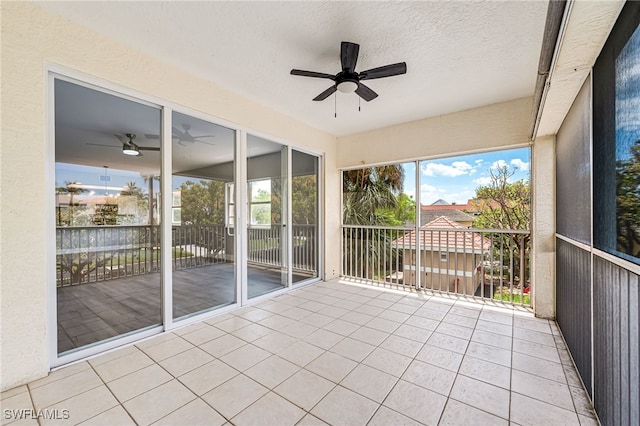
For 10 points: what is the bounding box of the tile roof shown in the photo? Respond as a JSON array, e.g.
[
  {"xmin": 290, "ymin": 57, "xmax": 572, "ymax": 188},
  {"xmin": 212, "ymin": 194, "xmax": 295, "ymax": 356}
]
[{"xmin": 392, "ymin": 216, "xmax": 490, "ymax": 251}]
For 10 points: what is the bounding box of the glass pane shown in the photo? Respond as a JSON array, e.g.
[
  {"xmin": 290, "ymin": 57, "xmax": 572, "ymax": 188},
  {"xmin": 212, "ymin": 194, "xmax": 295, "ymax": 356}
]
[
  {"xmin": 418, "ymin": 148, "xmax": 531, "ymax": 301},
  {"xmin": 247, "ymin": 135, "xmax": 288, "ymax": 298},
  {"xmin": 54, "ymin": 79, "xmax": 161, "ymax": 354},
  {"xmin": 292, "ymin": 150, "xmax": 319, "ymax": 283},
  {"xmin": 171, "ymin": 111, "xmax": 236, "ymax": 319}
]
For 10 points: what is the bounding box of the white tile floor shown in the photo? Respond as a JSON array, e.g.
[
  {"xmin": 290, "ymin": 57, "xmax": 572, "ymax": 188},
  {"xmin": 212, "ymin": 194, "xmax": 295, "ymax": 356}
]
[{"xmin": 1, "ymin": 280, "xmax": 598, "ymax": 426}]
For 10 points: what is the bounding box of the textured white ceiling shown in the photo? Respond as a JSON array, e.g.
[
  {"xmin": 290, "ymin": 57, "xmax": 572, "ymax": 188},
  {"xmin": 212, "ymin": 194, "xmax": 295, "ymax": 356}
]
[{"xmin": 36, "ymin": 1, "xmax": 548, "ymax": 137}]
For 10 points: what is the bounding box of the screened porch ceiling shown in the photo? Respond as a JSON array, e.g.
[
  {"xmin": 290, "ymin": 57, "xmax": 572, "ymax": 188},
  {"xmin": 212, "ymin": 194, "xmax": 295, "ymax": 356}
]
[{"xmin": 36, "ymin": 1, "xmax": 549, "ymax": 137}]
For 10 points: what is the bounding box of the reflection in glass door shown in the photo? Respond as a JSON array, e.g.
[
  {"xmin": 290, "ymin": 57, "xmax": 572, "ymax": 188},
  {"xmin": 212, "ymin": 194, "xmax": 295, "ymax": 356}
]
[
  {"xmin": 171, "ymin": 112, "xmax": 237, "ymax": 319},
  {"xmin": 247, "ymin": 135, "xmax": 288, "ymax": 299},
  {"xmin": 54, "ymin": 79, "xmax": 162, "ymax": 354},
  {"xmin": 292, "ymin": 150, "xmax": 319, "ymax": 283}
]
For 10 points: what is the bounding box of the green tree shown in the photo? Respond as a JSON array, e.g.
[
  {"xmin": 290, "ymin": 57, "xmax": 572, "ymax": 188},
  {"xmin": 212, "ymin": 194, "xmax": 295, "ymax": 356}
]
[
  {"xmin": 616, "ymin": 140, "xmax": 640, "ymax": 258},
  {"xmin": 292, "ymin": 174, "xmax": 317, "ymax": 224},
  {"xmin": 343, "ymin": 165, "xmax": 404, "ymax": 225},
  {"xmin": 180, "ymin": 179, "xmax": 226, "ymax": 225},
  {"xmin": 377, "ymin": 193, "xmax": 416, "ymax": 226},
  {"xmin": 472, "ymin": 165, "xmax": 531, "ymax": 286}
]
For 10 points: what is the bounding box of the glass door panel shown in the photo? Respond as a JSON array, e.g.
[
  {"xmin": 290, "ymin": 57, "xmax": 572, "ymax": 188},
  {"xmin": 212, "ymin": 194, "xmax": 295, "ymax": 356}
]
[
  {"xmin": 54, "ymin": 79, "xmax": 162, "ymax": 354},
  {"xmin": 292, "ymin": 150, "xmax": 319, "ymax": 283},
  {"xmin": 247, "ymin": 135, "xmax": 288, "ymax": 299},
  {"xmin": 171, "ymin": 111, "xmax": 236, "ymax": 319}
]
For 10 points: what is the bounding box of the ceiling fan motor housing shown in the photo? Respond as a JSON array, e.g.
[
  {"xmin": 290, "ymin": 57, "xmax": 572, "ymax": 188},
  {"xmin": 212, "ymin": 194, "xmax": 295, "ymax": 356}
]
[{"xmin": 336, "ymin": 72, "xmax": 359, "ymax": 93}]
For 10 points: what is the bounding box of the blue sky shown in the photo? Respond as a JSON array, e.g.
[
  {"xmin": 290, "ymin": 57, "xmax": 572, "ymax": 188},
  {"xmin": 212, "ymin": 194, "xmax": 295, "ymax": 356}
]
[{"xmin": 402, "ymin": 147, "xmax": 531, "ymax": 205}]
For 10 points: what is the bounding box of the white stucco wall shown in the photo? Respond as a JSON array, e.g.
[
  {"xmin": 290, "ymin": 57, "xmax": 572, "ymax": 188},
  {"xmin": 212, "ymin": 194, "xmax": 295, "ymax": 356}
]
[
  {"xmin": 0, "ymin": 2, "xmax": 338, "ymax": 390},
  {"xmin": 336, "ymin": 97, "xmax": 533, "ymax": 168},
  {"xmin": 531, "ymin": 136, "xmax": 556, "ymax": 319}
]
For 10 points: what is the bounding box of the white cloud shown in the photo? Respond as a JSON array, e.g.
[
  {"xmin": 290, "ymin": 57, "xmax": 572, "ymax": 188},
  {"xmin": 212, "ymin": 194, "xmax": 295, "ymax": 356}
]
[
  {"xmin": 475, "ymin": 159, "xmax": 484, "ymax": 165},
  {"xmin": 490, "ymin": 160, "xmax": 508, "ymax": 169},
  {"xmin": 510, "ymin": 158, "xmax": 530, "ymax": 171},
  {"xmin": 420, "ymin": 183, "xmax": 446, "ymax": 204},
  {"xmin": 473, "ymin": 176, "xmax": 492, "ymax": 185},
  {"xmin": 423, "ymin": 161, "xmax": 474, "ymax": 177}
]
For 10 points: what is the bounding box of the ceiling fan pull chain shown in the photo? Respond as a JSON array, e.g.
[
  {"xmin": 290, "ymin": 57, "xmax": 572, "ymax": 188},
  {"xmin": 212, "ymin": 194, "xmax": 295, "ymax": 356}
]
[
  {"xmin": 359, "ymin": 96, "xmax": 361, "ymax": 112},
  {"xmin": 334, "ymin": 92, "xmax": 337, "ymax": 118}
]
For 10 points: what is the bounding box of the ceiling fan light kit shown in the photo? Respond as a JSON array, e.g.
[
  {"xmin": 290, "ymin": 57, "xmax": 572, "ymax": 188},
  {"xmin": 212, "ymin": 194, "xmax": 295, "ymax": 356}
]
[
  {"xmin": 291, "ymin": 41, "xmax": 407, "ymax": 104},
  {"xmin": 122, "ymin": 145, "xmax": 139, "ymax": 156}
]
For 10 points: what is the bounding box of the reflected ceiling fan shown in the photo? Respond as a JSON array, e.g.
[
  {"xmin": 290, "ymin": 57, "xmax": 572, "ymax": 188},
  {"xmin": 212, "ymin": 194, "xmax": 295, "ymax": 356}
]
[
  {"xmin": 88, "ymin": 133, "xmax": 160, "ymax": 157},
  {"xmin": 291, "ymin": 41, "xmax": 407, "ymax": 102},
  {"xmin": 145, "ymin": 124, "xmax": 215, "ymax": 146}
]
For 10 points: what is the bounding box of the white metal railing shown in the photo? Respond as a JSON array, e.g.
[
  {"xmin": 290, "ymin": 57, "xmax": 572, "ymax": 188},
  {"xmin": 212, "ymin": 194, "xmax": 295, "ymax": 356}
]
[
  {"xmin": 341, "ymin": 224, "xmax": 531, "ymax": 307},
  {"xmin": 56, "ymin": 223, "xmax": 317, "ymax": 287}
]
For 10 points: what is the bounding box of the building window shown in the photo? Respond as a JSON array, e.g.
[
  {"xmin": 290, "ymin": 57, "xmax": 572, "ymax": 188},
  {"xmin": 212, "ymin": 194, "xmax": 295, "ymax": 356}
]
[
  {"xmin": 593, "ymin": 1, "xmax": 640, "ymax": 266},
  {"xmin": 249, "ymin": 179, "xmax": 272, "ymax": 226},
  {"xmin": 440, "ymin": 252, "xmax": 448, "ymax": 262}
]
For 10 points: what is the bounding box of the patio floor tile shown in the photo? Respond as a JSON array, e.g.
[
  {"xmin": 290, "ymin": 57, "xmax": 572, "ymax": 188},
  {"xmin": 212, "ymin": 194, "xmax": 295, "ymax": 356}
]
[
  {"xmin": 273, "ymin": 369, "xmax": 335, "ymax": 411},
  {"xmin": 339, "ymin": 363, "xmax": 398, "ymax": 403},
  {"xmin": 383, "ymin": 380, "xmax": 447, "ymax": 425},
  {"xmin": 201, "ymin": 374, "xmax": 268, "ymax": 419},
  {"xmin": 177, "ymin": 359, "xmax": 238, "ymax": 396},
  {"xmin": 244, "ymin": 355, "xmax": 299, "ymax": 388},
  {"xmin": 123, "ymin": 380, "xmax": 195, "ymax": 425},
  {"xmin": 5, "ymin": 280, "xmax": 597, "ymax": 426},
  {"xmin": 310, "ymin": 386, "xmax": 379, "ymax": 426},
  {"xmin": 106, "ymin": 364, "xmax": 172, "ymax": 402},
  {"xmin": 152, "ymin": 398, "xmax": 225, "ymax": 426},
  {"xmin": 232, "ymin": 392, "xmax": 305, "ymax": 426},
  {"xmin": 439, "ymin": 399, "xmax": 508, "ymax": 426}
]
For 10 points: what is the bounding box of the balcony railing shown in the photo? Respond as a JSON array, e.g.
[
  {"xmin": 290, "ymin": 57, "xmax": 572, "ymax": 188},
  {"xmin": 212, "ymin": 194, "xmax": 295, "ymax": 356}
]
[
  {"xmin": 56, "ymin": 224, "xmax": 316, "ymax": 287},
  {"xmin": 341, "ymin": 225, "xmax": 531, "ymax": 307}
]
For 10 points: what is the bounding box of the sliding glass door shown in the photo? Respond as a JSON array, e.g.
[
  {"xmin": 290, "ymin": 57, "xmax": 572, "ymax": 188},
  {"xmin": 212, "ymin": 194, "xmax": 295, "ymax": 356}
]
[
  {"xmin": 292, "ymin": 150, "xmax": 319, "ymax": 284},
  {"xmin": 171, "ymin": 111, "xmax": 237, "ymax": 319},
  {"xmin": 54, "ymin": 79, "xmax": 162, "ymax": 354},
  {"xmin": 52, "ymin": 75, "xmax": 323, "ymax": 361},
  {"xmin": 246, "ymin": 135, "xmax": 288, "ymax": 299}
]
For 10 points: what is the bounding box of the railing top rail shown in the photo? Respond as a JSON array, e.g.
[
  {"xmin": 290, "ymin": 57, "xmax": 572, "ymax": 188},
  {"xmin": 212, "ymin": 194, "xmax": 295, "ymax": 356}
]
[
  {"xmin": 341, "ymin": 224, "xmax": 530, "ymax": 235},
  {"xmin": 341, "ymin": 224, "xmax": 414, "ymax": 231}
]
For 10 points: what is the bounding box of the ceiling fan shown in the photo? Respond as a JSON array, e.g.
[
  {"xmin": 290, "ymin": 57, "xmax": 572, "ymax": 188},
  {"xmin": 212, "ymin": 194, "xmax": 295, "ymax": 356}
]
[
  {"xmin": 145, "ymin": 124, "xmax": 215, "ymax": 146},
  {"xmin": 291, "ymin": 41, "xmax": 407, "ymax": 102},
  {"xmin": 88, "ymin": 133, "xmax": 159, "ymax": 157}
]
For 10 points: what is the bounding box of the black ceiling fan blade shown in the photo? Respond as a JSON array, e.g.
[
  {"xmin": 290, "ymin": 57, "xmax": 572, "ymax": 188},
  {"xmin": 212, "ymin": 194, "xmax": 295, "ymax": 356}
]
[
  {"xmin": 138, "ymin": 147, "xmax": 160, "ymax": 151},
  {"xmin": 355, "ymin": 83, "xmax": 378, "ymax": 102},
  {"xmin": 291, "ymin": 69, "xmax": 336, "ymax": 80},
  {"xmin": 87, "ymin": 143, "xmax": 118, "ymax": 148},
  {"xmin": 313, "ymin": 85, "xmax": 337, "ymax": 101},
  {"xmin": 359, "ymin": 62, "xmax": 407, "ymax": 80},
  {"xmin": 341, "ymin": 41, "xmax": 359, "ymax": 72}
]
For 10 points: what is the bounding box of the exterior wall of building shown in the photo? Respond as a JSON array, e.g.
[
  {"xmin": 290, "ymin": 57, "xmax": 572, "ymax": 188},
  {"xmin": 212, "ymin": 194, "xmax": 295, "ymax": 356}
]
[
  {"xmin": 0, "ymin": 2, "xmax": 338, "ymax": 390},
  {"xmin": 403, "ymin": 249, "xmax": 482, "ymax": 295},
  {"xmin": 336, "ymin": 96, "xmax": 532, "ymax": 168}
]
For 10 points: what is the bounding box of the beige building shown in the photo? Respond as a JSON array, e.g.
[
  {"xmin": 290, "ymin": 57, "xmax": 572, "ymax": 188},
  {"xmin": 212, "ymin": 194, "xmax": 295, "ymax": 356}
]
[{"xmin": 394, "ymin": 216, "xmax": 490, "ymax": 295}]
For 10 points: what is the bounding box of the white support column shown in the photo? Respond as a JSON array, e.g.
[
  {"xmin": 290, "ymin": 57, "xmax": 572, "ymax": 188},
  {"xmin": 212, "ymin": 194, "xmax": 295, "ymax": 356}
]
[
  {"xmin": 531, "ymin": 136, "xmax": 556, "ymax": 319},
  {"xmin": 161, "ymin": 107, "xmax": 173, "ymax": 329}
]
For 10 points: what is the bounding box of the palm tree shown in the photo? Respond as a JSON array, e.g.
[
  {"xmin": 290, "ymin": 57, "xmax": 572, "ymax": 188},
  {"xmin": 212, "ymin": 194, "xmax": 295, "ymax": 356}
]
[
  {"xmin": 55, "ymin": 181, "xmax": 88, "ymax": 226},
  {"xmin": 342, "ymin": 165, "xmax": 404, "ymax": 280}
]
